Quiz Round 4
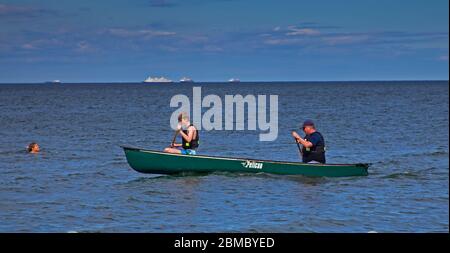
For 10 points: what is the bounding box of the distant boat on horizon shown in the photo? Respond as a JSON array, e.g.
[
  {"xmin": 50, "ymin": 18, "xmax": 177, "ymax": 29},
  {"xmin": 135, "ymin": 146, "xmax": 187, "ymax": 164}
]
[
  {"xmin": 45, "ymin": 80, "xmax": 61, "ymax": 84},
  {"xmin": 179, "ymin": 77, "xmax": 194, "ymax": 83},
  {"xmin": 143, "ymin": 76, "xmax": 173, "ymax": 83},
  {"xmin": 228, "ymin": 78, "xmax": 240, "ymax": 83}
]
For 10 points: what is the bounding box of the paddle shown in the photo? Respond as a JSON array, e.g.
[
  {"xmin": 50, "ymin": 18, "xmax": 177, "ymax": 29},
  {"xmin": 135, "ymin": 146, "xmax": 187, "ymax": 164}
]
[
  {"xmin": 294, "ymin": 137, "xmax": 303, "ymax": 158},
  {"xmin": 170, "ymin": 130, "xmax": 179, "ymax": 148},
  {"xmin": 292, "ymin": 131, "xmax": 303, "ymax": 159}
]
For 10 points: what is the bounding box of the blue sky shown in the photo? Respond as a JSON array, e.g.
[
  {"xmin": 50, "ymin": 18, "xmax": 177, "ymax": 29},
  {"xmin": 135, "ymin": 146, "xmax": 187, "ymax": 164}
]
[{"xmin": 0, "ymin": 0, "xmax": 448, "ymax": 82}]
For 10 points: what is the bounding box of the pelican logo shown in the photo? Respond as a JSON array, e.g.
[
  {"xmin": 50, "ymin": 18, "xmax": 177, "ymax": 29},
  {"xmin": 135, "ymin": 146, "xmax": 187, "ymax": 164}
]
[{"xmin": 241, "ymin": 160, "xmax": 263, "ymax": 169}]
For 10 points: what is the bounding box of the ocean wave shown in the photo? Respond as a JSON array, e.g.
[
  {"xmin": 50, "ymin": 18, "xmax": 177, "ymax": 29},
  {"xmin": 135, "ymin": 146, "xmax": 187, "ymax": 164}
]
[
  {"xmin": 381, "ymin": 171, "xmax": 420, "ymax": 179},
  {"xmin": 398, "ymin": 150, "xmax": 449, "ymax": 158}
]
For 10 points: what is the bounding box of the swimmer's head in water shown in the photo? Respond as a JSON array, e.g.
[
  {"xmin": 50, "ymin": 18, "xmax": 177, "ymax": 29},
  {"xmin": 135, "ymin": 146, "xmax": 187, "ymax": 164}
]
[{"xmin": 27, "ymin": 142, "xmax": 40, "ymax": 153}]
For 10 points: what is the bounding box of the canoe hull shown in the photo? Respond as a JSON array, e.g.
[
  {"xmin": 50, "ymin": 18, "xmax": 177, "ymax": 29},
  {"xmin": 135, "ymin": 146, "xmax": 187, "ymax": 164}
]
[{"xmin": 122, "ymin": 146, "xmax": 369, "ymax": 177}]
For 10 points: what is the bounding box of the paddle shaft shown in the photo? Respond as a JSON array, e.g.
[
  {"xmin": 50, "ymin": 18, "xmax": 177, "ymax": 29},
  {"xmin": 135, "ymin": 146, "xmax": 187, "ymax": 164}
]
[
  {"xmin": 171, "ymin": 130, "xmax": 179, "ymax": 147},
  {"xmin": 294, "ymin": 137, "xmax": 303, "ymax": 159}
]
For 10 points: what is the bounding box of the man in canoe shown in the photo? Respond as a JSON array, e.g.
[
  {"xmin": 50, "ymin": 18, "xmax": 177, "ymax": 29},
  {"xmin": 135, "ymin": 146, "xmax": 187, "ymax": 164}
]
[
  {"xmin": 291, "ymin": 120, "xmax": 326, "ymax": 163},
  {"xmin": 164, "ymin": 113, "xmax": 199, "ymax": 155}
]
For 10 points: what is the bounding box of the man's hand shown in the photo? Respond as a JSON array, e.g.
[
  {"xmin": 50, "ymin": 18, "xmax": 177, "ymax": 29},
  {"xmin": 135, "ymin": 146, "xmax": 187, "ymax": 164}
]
[{"xmin": 291, "ymin": 131, "xmax": 301, "ymax": 141}]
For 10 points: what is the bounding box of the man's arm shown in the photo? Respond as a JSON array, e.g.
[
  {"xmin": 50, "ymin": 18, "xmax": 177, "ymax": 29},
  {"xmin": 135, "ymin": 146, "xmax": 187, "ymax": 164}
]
[{"xmin": 291, "ymin": 131, "xmax": 313, "ymax": 148}]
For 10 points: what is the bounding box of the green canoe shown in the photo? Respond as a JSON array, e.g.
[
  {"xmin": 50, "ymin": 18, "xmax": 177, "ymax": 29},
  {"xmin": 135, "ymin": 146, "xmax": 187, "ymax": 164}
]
[{"xmin": 122, "ymin": 146, "xmax": 369, "ymax": 177}]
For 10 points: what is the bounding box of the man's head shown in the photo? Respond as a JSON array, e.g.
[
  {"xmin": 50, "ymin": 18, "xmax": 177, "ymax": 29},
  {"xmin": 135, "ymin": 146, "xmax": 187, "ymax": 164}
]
[
  {"xmin": 177, "ymin": 112, "xmax": 190, "ymax": 126},
  {"xmin": 301, "ymin": 120, "xmax": 316, "ymax": 135},
  {"xmin": 27, "ymin": 142, "xmax": 40, "ymax": 153}
]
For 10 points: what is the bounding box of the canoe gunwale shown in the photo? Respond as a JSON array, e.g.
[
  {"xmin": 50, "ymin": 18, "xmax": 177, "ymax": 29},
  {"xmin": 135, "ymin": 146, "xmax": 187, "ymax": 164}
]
[{"xmin": 120, "ymin": 145, "xmax": 369, "ymax": 169}]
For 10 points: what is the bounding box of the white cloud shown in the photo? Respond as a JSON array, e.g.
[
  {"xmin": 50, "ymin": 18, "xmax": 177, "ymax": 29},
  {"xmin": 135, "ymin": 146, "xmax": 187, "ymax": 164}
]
[
  {"xmin": 75, "ymin": 41, "xmax": 94, "ymax": 53},
  {"xmin": 21, "ymin": 43, "xmax": 36, "ymax": 50},
  {"xmin": 106, "ymin": 28, "xmax": 176, "ymax": 38},
  {"xmin": 286, "ymin": 27, "xmax": 320, "ymax": 36},
  {"xmin": 264, "ymin": 39, "xmax": 284, "ymax": 45},
  {"xmin": 203, "ymin": 45, "xmax": 223, "ymax": 52},
  {"xmin": 323, "ymin": 35, "xmax": 370, "ymax": 45},
  {"xmin": 20, "ymin": 38, "xmax": 62, "ymax": 50},
  {"xmin": 264, "ymin": 38, "xmax": 303, "ymax": 45}
]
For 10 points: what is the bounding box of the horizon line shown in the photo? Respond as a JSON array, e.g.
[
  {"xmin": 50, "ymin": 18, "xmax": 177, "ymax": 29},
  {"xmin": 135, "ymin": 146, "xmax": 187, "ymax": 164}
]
[{"xmin": 0, "ymin": 79, "xmax": 448, "ymax": 85}]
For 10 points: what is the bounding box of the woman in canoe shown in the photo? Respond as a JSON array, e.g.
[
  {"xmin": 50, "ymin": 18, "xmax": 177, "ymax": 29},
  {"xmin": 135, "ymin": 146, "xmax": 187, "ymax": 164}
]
[{"xmin": 164, "ymin": 113, "xmax": 199, "ymax": 155}]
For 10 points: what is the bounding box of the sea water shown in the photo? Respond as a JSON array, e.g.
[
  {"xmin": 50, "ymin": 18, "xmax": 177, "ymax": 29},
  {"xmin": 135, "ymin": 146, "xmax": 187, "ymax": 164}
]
[{"xmin": 0, "ymin": 81, "xmax": 448, "ymax": 232}]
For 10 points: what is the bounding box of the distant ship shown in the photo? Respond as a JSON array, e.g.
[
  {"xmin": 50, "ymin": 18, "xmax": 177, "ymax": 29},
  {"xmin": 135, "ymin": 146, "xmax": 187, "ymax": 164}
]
[
  {"xmin": 228, "ymin": 78, "xmax": 240, "ymax": 83},
  {"xmin": 179, "ymin": 77, "xmax": 194, "ymax": 83},
  {"xmin": 143, "ymin": 76, "xmax": 173, "ymax": 83},
  {"xmin": 45, "ymin": 80, "xmax": 61, "ymax": 84}
]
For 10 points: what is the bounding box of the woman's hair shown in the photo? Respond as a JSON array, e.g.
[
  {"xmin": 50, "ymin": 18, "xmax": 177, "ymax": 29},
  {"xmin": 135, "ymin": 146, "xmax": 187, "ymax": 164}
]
[
  {"xmin": 178, "ymin": 112, "xmax": 189, "ymax": 122},
  {"xmin": 27, "ymin": 142, "xmax": 38, "ymax": 152}
]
